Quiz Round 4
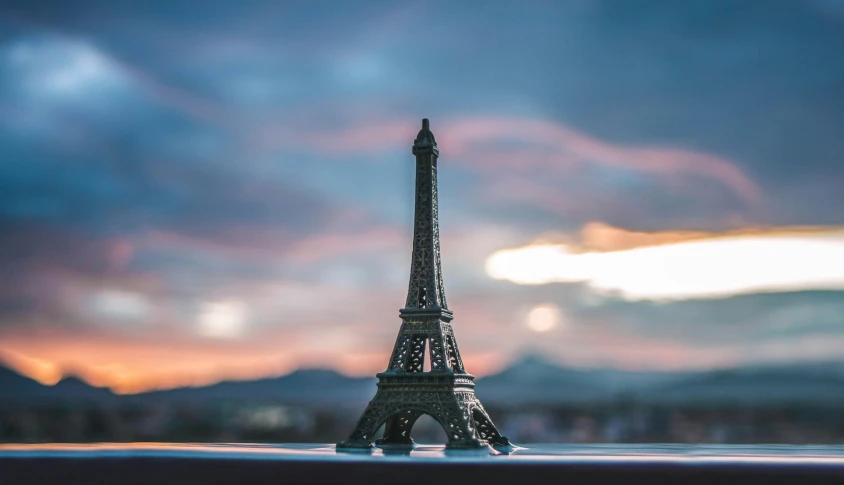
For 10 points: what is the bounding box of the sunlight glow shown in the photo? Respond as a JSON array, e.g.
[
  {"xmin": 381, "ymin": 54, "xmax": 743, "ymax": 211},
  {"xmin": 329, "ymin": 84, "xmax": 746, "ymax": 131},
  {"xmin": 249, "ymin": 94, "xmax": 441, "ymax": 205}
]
[
  {"xmin": 526, "ymin": 304, "xmax": 561, "ymax": 332},
  {"xmin": 197, "ymin": 300, "xmax": 248, "ymax": 339},
  {"xmin": 486, "ymin": 229, "xmax": 844, "ymax": 300},
  {"xmin": 0, "ymin": 349, "xmax": 62, "ymax": 386}
]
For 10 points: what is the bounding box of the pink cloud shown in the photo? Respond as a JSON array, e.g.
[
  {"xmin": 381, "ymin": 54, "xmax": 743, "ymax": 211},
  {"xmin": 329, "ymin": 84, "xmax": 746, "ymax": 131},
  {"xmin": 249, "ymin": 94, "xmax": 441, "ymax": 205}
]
[
  {"xmin": 264, "ymin": 115, "xmax": 762, "ymax": 206},
  {"xmin": 141, "ymin": 223, "xmax": 405, "ymax": 265},
  {"xmin": 283, "ymin": 226, "xmax": 405, "ymax": 263}
]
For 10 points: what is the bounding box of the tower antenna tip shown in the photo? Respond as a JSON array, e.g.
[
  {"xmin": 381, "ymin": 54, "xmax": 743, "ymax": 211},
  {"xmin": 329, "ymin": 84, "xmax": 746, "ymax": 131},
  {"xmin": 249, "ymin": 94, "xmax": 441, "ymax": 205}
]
[{"xmin": 422, "ymin": 118, "xmax": 429, "ymax": 130}]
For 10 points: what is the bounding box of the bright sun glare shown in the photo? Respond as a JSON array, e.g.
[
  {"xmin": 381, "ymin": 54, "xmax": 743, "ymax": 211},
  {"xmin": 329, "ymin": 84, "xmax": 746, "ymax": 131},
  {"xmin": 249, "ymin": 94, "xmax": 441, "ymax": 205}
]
[
  {"xmin": 526, "ymin": 304, "xmax": 561, "ymax": 332},
  {"xmin": 486, "ymin": 230, "xmax": 844, "ymax": 300},
  {"xmin": 197, "ymin": 300, "xmax": 248, "ymax": 339}
]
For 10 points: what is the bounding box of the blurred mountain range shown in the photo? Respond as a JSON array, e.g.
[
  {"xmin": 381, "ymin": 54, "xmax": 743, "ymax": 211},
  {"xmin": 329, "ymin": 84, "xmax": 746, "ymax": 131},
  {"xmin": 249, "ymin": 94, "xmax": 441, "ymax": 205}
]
[{"xmin": 3, "ymin": 354, "xmax": 844, "ymax": 407}]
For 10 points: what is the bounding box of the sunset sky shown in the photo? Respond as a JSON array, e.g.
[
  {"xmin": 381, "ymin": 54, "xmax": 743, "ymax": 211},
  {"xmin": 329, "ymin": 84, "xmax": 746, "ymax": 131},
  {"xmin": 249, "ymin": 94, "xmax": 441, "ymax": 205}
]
[{"xmin": 1, "ymin": 0, "xmax": 843, "ymax": 394}]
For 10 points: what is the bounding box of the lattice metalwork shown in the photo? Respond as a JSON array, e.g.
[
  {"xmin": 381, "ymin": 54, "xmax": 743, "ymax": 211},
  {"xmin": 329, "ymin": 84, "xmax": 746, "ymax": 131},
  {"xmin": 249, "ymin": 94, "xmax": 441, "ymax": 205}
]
[
  {"xmin": 405, "ymin": 119, "xmax": 447, "ymax": 310},
  {"xmin": 429, "ymin": 333, "xmax": 447, "ymax": 371},
  {"xmin": 406, "ymin": 336, "xmax": 427, "ymax": 373},
  {"xmin": 337, "ymin": 119, "xmax": 510, "ymax": 450},
  {"xmin": 445, "ymin": 334, "xmax": 465, "ymax": 373},
  {"xmin": 339, "ymin": 383, "xmax": 508, "ymax": 448},
  {"xmin": 389, "ymin": 334, "xmax": 411, "ymax": 371},
  {"xmin": 473, "ymin": 406, "xmax": 507, "ymax": 444},
  {"xmin": 377, "ymin": 409, "xmax": 422, "ymax": 445},
  {"xmin": 431, "ymin": 162, "xmax": 448, "ymax": 310}
]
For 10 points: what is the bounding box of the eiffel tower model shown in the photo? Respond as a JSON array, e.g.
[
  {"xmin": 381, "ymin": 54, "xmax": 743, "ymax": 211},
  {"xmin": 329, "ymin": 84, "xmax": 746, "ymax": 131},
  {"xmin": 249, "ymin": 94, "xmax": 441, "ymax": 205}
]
[{"xmin": 337, "ymin": 119, "xmax": 511, "ymax": 450}]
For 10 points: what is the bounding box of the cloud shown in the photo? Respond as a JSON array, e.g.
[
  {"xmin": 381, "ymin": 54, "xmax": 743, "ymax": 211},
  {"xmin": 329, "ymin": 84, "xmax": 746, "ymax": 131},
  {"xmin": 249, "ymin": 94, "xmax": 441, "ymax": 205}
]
[
  {"xmin": 0, "ymin": 277, "xmax": 408, "ymax": 392},
  {"xmin": 0, "ymin": 328, "xmax": 300, "ymax": 393},
  {"xmin": 256, "ymin": 115, "xmax": 764, "ymax": 235},
  {"xmin": 8, "ymin": 0, "xmax": 840, "ymax": 232},
  {"xmin": 266, "ymin": 116, "xmax": 761, "ymax": 205},
  {"xmin": 559, "ymin": 222, "xmax": 842, "ymax": 253},
  {"xmin": 487, "ymin": 224, "xmax": 844, "ymax": 300},
  {"xmin": 5, "ymin": 37, "xmax": 125, "ymax": 99},
  {"xmin": 446, "ymin": 117, "xmax": 762, "ymax": 204},
  {"xmin": 86, "ymin": 289, "xmax": 152, "ymax": 323}
]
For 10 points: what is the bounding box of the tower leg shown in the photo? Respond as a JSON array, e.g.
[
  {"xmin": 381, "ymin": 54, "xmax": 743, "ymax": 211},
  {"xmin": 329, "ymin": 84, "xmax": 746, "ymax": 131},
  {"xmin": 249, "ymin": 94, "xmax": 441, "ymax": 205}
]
[
  {"xmin": 440, "ymin": 395, "xmax": 486, "ymax": 449},
  {"xmin": 472, "ymin": 405, "xmax": 512, "ymax": 447},
  {"xmin": 376, "ymin": 409, "xmax": 422, "ymax": 446},
  {"xmin": 336, "ymin": 393, "xmax": 388, "ymax": 449}
]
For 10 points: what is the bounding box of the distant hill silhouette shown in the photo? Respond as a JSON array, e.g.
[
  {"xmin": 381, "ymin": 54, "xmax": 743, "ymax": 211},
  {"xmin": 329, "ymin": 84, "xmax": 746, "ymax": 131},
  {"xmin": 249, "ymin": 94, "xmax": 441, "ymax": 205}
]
[
  {"xmin": 0, "ymin": 366, "xmax": 115, "ymax": 403},
  {"xmin": 475, "ymin": 353, "xmax": 606, "ymax": 404},
  {"xmin": 475, "ymin": 353, "xmax": 688, "ymax": 404},
  {"xmin": 650, "ymin": 362, "xmax": 844, "ymax": 406},
  {"xmin": 134, "ymin": 368, "xmax": 376, "ymax": 405},
  {"xmin": 3, "ymin": 357, "xmax": 844, "ymax": 407},
  {"xmin": 0, "ymin": 365, "xmax": 45, "ymax": 396}
]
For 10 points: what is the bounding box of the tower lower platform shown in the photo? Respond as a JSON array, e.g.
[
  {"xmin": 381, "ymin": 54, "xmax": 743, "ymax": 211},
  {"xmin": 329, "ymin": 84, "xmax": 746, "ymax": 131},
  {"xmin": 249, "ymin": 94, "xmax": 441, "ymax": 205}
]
[{"xmin": 337, "ymin": 372, "xmax": 511, "ymax": 450}]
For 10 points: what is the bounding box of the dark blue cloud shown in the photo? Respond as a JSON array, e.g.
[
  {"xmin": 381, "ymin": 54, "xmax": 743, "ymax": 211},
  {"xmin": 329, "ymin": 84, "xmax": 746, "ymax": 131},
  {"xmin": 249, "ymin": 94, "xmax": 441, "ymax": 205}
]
[
  {"xmin": 7, "ymin": 0, "xmax": 841, "ymax": 225},
  {"xmin": 2, "ymin": 0, "xmax": 841, "ymax": 255}
]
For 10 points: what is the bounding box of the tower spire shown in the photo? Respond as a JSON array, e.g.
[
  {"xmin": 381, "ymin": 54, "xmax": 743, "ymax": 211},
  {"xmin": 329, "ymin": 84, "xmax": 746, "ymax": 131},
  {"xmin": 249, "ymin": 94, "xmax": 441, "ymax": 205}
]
[{"xmin": 406, "ymin": 118, "xmax": 446, "ymax": 310}]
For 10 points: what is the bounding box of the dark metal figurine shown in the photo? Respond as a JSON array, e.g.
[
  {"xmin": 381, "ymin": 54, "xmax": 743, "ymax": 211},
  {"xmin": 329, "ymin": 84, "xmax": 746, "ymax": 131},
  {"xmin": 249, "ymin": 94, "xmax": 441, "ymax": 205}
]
[{"xmin": 337, "ymin": 119, "xmax": 511, "ymax": 450}]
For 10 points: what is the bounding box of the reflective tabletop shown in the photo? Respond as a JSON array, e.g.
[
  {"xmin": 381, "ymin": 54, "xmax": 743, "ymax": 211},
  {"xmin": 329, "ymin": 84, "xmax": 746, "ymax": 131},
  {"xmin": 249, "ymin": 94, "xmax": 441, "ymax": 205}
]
[{"xmin": 3, "ymin": 443, "xmax": 844, "ymax": 484}]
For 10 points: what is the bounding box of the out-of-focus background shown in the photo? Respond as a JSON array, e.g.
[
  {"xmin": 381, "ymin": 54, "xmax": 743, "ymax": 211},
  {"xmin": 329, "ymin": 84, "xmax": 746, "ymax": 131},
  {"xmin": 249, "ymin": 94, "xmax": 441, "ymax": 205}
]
[{"xmin": 1, "ymin": 0, "xmax": 844, "ymax": 445}]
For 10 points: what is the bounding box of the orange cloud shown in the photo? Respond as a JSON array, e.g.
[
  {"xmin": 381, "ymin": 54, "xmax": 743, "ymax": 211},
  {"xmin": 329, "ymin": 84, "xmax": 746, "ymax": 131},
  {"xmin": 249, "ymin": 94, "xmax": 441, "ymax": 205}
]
[
  {"xmin": 0, "ymin": 325, "xmax": 302, "ymax": 394},
  {"xmin": 0, "ymin": 348, "xmax": 62, "ymax": 386},
  {"xmin": 0, "ymin": 276, "xmax": 411, "ymax": 393},
  {"xmin": 0, "ymin": 277, "xmax": 526, "ymax": 394},
  {"xmin": 576, "ymin": 222, "xmax": 844, "ymax": 252}
]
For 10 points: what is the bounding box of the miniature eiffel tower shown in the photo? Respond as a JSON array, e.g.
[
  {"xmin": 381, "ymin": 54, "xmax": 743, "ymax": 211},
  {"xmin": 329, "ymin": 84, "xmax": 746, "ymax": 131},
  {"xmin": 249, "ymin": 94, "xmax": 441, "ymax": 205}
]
[{"xmin": 337, "ymin": 119, "xmax": 511, "ymax": 450}]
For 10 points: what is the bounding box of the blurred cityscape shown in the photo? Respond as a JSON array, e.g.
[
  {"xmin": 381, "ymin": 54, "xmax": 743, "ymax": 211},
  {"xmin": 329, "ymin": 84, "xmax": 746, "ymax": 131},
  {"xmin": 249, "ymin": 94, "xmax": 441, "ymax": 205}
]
[
  {"xmin": 5, "ymin": 401, "xmax": 844, "ymax": 445},
  {"xmin": 4, "ymin": 354, "xmax": 844, "ymax": 445}
]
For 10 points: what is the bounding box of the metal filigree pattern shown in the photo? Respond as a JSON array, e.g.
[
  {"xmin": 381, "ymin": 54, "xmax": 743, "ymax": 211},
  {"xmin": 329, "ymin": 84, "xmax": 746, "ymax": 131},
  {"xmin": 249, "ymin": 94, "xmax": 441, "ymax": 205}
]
[
  {"xmin": 445, "ymin": 334, "xmax": 465, "ymax": 373},
  {"xmin": 377, "ymin": 409, "xmax": 422, "ymax": 445},
  {"xmin": 431, "ymin": 161, "xmax": 448, "ymax": 310},
  {"xmin": 405, "ymin": 121, "xmax": 447, "ymax": 310},
  {"xmin": 406, "ymin": 336, "xmax": 427, "ymax": 372},
  {"xmin": 337, "ymin": 120, "xmax": 510, "ymax": 450},
  {"xmin": 472, "ymin": 405, "xmax": 507, "ymax": 444},
  {"xmin": 338, "ymin": 377, "xmax": 511, "ymax": 449},
  {"xmin": 389, "ymin": 334, "xmax": 411, "ymax": 371},
  {"xmin": 388, "ymin": 315, "xmax": 466, "ymax": 374},
  {"xmin": 429, "ymin": 333, "xmax": 446, "ymax": 371}
]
